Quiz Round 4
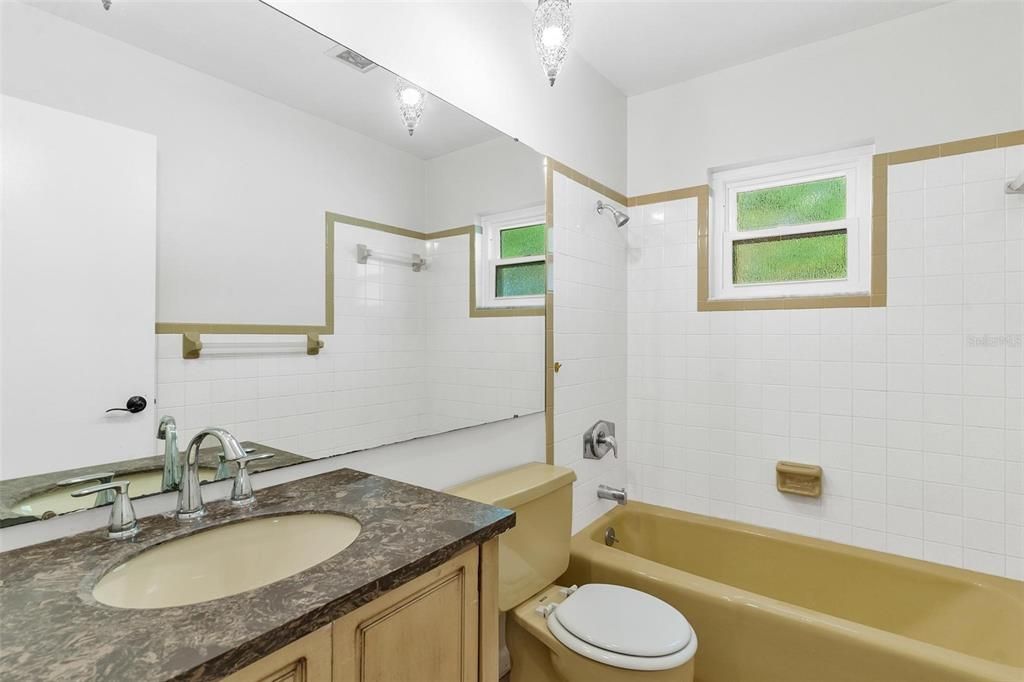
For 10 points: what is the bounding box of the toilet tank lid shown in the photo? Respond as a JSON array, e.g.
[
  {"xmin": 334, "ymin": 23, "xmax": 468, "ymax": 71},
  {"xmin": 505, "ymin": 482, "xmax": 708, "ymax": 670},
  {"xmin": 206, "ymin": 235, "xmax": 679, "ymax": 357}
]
[{"xmin": 448, "ymin": 463, "xmax": 576, "ymax": 509}]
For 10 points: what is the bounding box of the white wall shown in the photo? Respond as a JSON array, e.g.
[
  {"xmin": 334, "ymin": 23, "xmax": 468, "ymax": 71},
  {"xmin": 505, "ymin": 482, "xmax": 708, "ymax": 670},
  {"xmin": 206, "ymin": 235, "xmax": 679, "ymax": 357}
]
[
  {"xmin": 627, "ymin": 0, "xmax": 1024, "ymax": 195},
  {"xmin": 0, "ymin": 412, "xmax": 544, "ymax": 551},
  {"xmin": 265, "ymin": 0, "xmax": 628, "ymax": 194},
  {"xmin": 552, "ymin": 173, "xmax": 630, "ymax": 532},
  {"xmin": 425, "ymin": 136, "xmax": 546, "ymax": 230},
  {"xmin": 627, "ymin": 144, "xmax": 1023, "ymax": 579},
  {"xmin": 2, "ymin": 1, "xmax": 425, "ymax": 326}
]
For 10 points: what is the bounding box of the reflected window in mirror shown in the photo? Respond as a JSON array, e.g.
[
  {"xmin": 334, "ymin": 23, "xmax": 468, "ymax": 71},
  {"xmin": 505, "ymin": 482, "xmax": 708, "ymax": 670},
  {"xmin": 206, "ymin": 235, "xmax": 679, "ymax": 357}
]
[{"xmin": 478, "ymin": 206, "xmax": 546, "ymax": 309}]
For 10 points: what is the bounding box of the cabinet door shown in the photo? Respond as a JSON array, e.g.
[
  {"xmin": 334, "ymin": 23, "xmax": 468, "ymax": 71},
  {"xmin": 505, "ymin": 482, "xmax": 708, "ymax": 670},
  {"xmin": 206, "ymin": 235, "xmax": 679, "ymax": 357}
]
[
  {"xmin": 334, "ymin": 549, "xmax": 479, "ymax": 682},
  {"xmin": 222, "ymin": 625, "xmax": 332, "ymax": 682}
]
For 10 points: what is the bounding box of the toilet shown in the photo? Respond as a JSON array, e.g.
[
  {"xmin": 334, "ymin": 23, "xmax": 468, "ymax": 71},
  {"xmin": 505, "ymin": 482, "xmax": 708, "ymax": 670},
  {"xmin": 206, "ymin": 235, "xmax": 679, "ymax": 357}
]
[{"xmin": 449, "ymin": 463, "xmax": 697, "ymax": 682}]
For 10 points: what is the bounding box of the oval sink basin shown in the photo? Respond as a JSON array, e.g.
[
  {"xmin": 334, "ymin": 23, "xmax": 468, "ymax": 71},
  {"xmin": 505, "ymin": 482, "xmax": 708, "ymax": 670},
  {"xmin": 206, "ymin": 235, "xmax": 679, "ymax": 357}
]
[
  {"xmin": 16, "ymin": 468, "xmax": 219, "ymax": 517},
  {"xmin": 92, "ymin": 514, "xmax": 361, "ymax": 609}
]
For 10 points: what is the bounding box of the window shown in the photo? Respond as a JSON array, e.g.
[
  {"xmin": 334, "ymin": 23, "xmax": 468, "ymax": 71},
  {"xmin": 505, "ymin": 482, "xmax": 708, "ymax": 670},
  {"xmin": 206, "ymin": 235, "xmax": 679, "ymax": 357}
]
[
  {"xmin": 477, "ymin": 206, "xmax": 546, "ymax": 309},
  {"xmin": 709, "ymin": 146, "xmax": 873, "ymax": 302}
]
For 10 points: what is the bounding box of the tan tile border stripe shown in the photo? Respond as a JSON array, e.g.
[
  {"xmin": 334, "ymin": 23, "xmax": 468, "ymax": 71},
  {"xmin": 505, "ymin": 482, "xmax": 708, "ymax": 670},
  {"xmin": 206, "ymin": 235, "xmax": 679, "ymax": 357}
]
[
  {"xmin": 544, "ymin": 161, "xmax": 556, "ymax": 465},
  {"xmin": 157, "ymin": 213, "xmax": 543, "ymax": 342},
  {"xmin": 882, "ymin": 129, "xmax": 1024, "ymax": 165},
  {"xmin": 628, "ymin": 184, "xmax": 707, "ymax": 207},
  {"xmin": 546, "ymin": 158, "xmax": 628, "ymax": 206}
]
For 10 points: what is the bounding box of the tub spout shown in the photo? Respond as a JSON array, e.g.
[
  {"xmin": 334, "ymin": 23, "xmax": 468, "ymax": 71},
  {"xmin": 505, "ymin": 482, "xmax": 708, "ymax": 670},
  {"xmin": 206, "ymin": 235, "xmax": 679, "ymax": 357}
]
[{"xmin": 598, "ymin": 484, "xmax": 627, "ymax": 505}]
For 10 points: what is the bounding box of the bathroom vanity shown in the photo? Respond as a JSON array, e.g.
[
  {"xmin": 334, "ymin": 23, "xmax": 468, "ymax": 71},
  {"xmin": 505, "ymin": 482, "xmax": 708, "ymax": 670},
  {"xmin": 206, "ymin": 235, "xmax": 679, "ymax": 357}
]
[{"xmin": 0, "ymin": 469, "xmax": 514, "ymax": 681}]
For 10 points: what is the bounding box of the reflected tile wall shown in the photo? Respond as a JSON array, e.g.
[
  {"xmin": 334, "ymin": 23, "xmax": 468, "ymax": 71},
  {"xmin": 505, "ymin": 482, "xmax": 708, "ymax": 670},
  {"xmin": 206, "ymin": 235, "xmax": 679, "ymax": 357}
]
[{"xmin": 156, "ymin": 222, "xmax": 544, "ymax": 461}]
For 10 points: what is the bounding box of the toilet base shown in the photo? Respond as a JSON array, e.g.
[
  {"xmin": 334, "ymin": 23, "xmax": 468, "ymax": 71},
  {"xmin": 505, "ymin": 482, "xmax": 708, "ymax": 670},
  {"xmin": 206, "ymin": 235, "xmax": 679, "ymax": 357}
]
[{"xmin": 507, "ymin": 586, "xmax": 695, "ymax": 682}]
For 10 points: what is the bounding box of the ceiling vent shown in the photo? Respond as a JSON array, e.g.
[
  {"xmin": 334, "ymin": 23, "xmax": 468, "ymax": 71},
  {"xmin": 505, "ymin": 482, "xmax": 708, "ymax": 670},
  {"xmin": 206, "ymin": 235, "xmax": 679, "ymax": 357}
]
[{"xmin": 325, "ymin": 46, "xmax": 377, "ymax": 74}]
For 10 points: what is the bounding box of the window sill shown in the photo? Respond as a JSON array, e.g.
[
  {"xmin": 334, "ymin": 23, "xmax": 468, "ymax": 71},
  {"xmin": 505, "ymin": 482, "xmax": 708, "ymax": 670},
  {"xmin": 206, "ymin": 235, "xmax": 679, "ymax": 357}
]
[
  {"xmin": 697, "ymin": 292, "xmax": 884, "ymax": 312},
  {"xmin": 468, "ymin": 304, "xmax": 545, "ymax": 318}
]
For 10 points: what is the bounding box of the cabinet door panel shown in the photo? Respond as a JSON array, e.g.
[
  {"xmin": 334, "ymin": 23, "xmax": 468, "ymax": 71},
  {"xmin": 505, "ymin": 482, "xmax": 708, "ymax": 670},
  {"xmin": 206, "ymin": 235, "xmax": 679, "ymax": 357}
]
[
  {"xmin": 222, "ymin": 625, "xmax": 332, "ymax": 682},
  {"xmin": 334, "ymin": 549, "xmax": 479, "ymax": 682}
]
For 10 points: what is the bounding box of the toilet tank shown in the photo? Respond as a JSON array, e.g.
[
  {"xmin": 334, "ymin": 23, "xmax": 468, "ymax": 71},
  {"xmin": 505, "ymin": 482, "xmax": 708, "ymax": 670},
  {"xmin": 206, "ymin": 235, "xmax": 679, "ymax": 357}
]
[{"xmin": 449, "ymin": 463, "xmax": 576, "ymax": 611}]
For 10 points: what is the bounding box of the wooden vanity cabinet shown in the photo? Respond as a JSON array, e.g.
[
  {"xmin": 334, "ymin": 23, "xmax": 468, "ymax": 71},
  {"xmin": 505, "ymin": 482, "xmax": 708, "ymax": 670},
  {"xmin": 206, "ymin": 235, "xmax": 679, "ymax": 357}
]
[
  {"xmin": 222, "ymin": 625, "xmax": 332, "ymax": 682},
  {"xmin": 224, "ymin": 540, "xmax": 498, "ymax": 682}
]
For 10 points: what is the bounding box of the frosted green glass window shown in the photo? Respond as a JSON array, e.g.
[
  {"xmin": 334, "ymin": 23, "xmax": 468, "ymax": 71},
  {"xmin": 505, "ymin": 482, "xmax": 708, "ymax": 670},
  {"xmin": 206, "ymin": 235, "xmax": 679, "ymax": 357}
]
[
  {"xmin": 479, "ymin": 208, "xmax": 546, "ymax": 309},
  {"xmin": 496, "ymin": 262, "xmax": 545, "ymax": 297},
  {"xmin": 733, "ymin": 231, "xmax": 847, "ymax": 284},
  {"xmin": 708, "ymin": 146, "xmax": 873, "ymax": 302},
  {"xmin": 500, "ymin": 224, "xmax": 545, "ymax": 258},
  {"xmin": 736, "ymin": 177, "xmax": 846, "ymax": 231}
]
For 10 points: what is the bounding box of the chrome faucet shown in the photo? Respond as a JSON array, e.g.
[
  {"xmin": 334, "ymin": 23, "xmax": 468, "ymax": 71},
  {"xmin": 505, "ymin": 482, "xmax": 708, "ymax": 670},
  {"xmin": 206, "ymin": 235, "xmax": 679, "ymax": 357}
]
[
  {"xmin": 71, "ymin": 480, "xmax": 138, "ymax": 539},
  {"xmin": 176, "ymin": 427, "xmax": 246, "ymax": 520},
  {"xmin": 157, "ymin": 415, "xmax": 180, "ymax": 492}
]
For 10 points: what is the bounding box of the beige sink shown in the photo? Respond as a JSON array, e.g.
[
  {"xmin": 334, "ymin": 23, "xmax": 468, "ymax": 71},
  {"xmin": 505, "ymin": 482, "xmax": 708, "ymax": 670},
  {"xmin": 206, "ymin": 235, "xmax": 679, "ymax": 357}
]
[
  {"xmin": 92, "ymin": 514, "xmax": 361, "ymax": 609},
  {"xmin": 16, "ymin": 468, "xmax": 219, "ymax": 517}
]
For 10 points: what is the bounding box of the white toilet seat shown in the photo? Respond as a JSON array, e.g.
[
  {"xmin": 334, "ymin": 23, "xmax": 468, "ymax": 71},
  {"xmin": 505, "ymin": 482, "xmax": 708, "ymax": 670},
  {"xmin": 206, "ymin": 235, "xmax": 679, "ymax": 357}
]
[{"xmin": 544, "ymin": 584, "xmax": 698, "ymax": 672}]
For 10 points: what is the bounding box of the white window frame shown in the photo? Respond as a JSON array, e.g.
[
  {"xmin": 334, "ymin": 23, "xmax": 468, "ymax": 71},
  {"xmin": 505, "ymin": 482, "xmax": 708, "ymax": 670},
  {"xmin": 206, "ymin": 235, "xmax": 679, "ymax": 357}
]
[
  {"xmin": 709, "ymin": 145, "xmax": 873, "ymax": 302},
  {"xmin": 477, "ymin": 205, "xmax": 546, "ymax": 309}
]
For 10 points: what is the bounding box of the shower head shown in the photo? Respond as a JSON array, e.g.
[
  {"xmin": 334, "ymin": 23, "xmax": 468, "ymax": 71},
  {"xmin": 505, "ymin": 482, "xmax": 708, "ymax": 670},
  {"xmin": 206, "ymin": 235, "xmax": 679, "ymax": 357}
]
[{"xmin": 596, "ymin": 200, "xmax": 629, "ymax": 228}]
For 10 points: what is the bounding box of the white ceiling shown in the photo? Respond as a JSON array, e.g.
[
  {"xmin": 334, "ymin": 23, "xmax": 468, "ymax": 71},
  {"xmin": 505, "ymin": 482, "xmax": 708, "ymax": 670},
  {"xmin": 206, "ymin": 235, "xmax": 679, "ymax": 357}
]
[
  {"xmin": 30, "ymin": 0, "xmax": 502, "ymax": 160},
  {"xmin": 565, "ymin": 0, "xmax": 946, "ymax": 96}
]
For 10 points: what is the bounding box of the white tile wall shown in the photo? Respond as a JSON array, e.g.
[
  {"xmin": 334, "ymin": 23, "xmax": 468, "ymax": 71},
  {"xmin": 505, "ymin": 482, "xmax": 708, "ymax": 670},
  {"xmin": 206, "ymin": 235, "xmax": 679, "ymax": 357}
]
[
  {"xmin": 423, "ymin": 234, "xmax": 544, "ymax": 433},
  {"xmin": 154, "ymin": 222, "xmax": 543, "ymax": 459},
  {"xmin": 626, "ymin": 145, "xmax": 1024, "ymax": 579},
  {"xmin": 552, "ymin": 173, "xmax": 629, "ymax": 532}
]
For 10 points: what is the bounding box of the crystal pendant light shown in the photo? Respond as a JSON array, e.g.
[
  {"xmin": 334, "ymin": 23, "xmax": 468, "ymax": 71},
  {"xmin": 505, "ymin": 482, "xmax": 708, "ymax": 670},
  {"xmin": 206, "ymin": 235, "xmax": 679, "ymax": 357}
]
[
  {"xmin": 395, "ymin": 77, "xmax": 426, "ymax": 136},
  {"xmin": 533, "ymin": 0, "xmax": 572, "ymax": 86}
]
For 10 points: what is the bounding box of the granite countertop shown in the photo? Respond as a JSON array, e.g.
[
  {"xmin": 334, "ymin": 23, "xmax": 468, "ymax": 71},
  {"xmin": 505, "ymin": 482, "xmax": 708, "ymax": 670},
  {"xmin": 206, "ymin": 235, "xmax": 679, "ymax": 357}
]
[
  {"xmin": 0, "ymin": 468, "xmax": 515, "ymax": 681},
  {"xmin": 0, "ymin": 441, "xmax": 309, "ymax": 526}
]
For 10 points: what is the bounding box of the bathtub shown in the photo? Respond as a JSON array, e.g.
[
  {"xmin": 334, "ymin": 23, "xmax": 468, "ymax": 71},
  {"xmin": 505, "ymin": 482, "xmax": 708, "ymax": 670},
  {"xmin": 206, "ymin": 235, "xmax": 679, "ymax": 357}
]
[{"xmin": 563, "ymin": 502, "xmax": 1024, "ymax": 682}]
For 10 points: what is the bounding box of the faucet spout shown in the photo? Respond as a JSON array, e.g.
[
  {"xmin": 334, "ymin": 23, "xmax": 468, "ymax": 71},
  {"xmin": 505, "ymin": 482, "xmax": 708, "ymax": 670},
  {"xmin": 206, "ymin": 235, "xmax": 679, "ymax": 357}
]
[
  {"xmin": 597, "ymin": 484, "xmax": 628, "ymax": 505},
  {"xmin": 157, "ymin": 416, "xmax": 180, "ymax": 492},
  {"xmin": 176, "ymin": 427, "xmax": 246, "ymax": 520}
]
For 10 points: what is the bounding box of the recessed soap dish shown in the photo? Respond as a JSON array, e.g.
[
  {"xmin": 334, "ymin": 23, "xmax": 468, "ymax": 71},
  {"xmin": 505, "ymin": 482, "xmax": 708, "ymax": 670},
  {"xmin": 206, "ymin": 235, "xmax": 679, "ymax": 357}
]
[{"xmin": 776, "ymin": 461, "xmax": 822, "ymax": 498}]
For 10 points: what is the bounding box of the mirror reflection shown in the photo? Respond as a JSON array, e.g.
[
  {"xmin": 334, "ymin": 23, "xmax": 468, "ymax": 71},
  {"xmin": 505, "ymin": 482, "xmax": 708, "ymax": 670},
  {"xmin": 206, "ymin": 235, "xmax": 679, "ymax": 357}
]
[{"xmin": 0, "ymin": 0, "xmax": 546, "ymax": 525}]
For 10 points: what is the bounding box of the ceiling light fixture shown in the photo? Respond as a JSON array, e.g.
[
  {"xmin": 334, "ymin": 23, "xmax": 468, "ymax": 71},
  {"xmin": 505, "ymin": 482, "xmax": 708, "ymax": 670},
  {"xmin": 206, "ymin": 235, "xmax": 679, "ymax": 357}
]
[
  {"xmin": 395, "ymin": 77, "xmax": 426, "ymax": 136},
  {"xmin": 533, "ymin": 0, "xmax": 572, "ymax": 86}
]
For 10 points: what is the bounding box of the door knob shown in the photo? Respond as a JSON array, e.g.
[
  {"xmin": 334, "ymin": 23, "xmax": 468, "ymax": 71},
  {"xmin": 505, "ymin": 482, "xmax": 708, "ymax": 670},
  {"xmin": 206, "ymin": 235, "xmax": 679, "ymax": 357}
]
[{"xmin": 105, "ymin": 395, "xmax": 147, "ymax": 414}]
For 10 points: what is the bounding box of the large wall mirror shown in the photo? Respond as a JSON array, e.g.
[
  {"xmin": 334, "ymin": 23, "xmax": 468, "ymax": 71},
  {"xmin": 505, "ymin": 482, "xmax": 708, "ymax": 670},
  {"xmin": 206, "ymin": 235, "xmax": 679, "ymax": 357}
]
[{"xmin": 0, "ymin": 0, "xmax": 546, "ymax": 525}]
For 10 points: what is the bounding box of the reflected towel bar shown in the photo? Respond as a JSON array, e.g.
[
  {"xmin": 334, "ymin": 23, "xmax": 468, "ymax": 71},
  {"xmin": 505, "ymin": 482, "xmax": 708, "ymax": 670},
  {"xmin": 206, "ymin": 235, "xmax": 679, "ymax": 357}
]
[
  {"xmin": 356, "ymin": 243, "xmax": 425, "ymax": 271},
  {"xmin": 181, "ymin": 332, "xmax": 323, "ymax": 359}
]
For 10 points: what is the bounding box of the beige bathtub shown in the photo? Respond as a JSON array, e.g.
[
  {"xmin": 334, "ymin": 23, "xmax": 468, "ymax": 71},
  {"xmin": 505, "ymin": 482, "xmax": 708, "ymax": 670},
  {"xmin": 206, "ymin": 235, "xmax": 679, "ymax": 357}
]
[{"xmin": 563, "ymin": 502, "xmax": 1024, "ymax": 682}]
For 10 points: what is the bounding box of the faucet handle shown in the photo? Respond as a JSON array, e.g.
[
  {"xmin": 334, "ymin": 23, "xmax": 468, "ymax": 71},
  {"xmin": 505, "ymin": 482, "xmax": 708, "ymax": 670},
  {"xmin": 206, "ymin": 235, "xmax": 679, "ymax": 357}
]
[
  {"xmin": 216, "ymin": 446, "xmax": 257, "ymax": 480},
  {"xmin": 72, "ymin": 481, "xmax": 139, "ymax": 539},
  {"xmin": 228, "ymin": 453, "xmax": 273, "ymax": 506},
  {"xmin": 597, "ymin": 432, "xmax": 618, "ymax": 458},
  {"xmin": 58, "ymin": 472, "xmax": 117, "ymax": 506},
  {"xmin": 58, "ymin": 472, "xmax": 115, "ymax": 487},
  {"xmin": 583, "ymin": 421, "xmax": 618, "ymax": 460}
]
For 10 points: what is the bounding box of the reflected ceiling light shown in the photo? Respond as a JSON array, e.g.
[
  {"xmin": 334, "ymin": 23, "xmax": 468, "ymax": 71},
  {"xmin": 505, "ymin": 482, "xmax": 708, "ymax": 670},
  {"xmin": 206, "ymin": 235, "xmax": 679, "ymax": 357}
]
[
  {"xmin": 395, "ymin": 77, "xmax": 426, "ymax": 136},
  {"xmin": 533, "ymin": 0, "xmax": 572, "ymax": 86},
  {"xmin": 101, "ymin": 0, "xmax": 111, "ymax": 9}
]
